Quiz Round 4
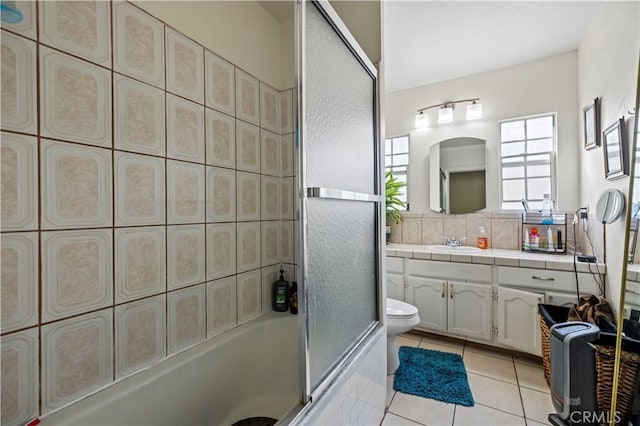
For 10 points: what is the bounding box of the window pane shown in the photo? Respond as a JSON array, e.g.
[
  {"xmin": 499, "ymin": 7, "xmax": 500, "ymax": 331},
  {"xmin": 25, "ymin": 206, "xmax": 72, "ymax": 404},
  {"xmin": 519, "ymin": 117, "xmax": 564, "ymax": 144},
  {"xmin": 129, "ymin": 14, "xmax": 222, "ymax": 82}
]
[
  {"xmin": 527, "ymin": 138, "xmax": 553, "ymax": 154},
  {"xmin": 385, "ymin": 155, "xmax": 392, "ymax": 166},
  {"xmin": 501, "ymin": 141, "xmax": 525, "ymax": 157},
  {"xmin": 395, "ymin": 174, "xmax": 407, "ymax": 184},
  {"xmin": 394, "ymin": 137, "xmax": 409, "ymax": 154},
  {"xmin": 528, "ymin": 200, "xmax": 543, "ymax": 210},
  {"xmin": 503, "ymin": 179, "xmax": 525, "ymax": 201},
  {"xmin": 527, "ymin": 116, "xmax": 553, "ymax": 139},
  {"xmin": 502, "ymin": 201, "xmax": 523, "ymax": 210},
  {"xmin": 391, "ymin": 165, "xmax": 407, "ymax": 173},
  {"xmin": 394, "ymin": 154, "xmax": 409, "ymax": 166},
  {"xmin": 503, "ymin": 166, "xmax": 524, "ymax": 179},
  {"xmin": 501, "ymin": 121, "xmax": 525, "ymax": 142},
  {"xmin": 385, "ymin": 139, "xmax": 392, "ymax": 155},
  {"xmin": 527, "ymin": 153, "xmax": 551, "ymax": 165},
  {"xmin": 502, "ymin": 156, "xmax": 524, "ymax": 165},
  {"xmin": 527, "ymin": 177, "xmax": 551, "ymax": 200},
  {"xmin": 527, "ymin": 163, "xmax": 551, "ymax": 177}
]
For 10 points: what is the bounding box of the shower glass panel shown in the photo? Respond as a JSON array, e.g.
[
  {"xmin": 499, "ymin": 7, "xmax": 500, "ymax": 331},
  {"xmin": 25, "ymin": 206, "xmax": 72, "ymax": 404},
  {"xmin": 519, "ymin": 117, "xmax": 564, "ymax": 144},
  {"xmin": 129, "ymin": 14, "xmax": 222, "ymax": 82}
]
[
  {"xmin": 306, "ymin": 199, "xmax": 377, "ymax": 389},
  {"xmin": 297, "ymin": 1, "xmax": 381, "ymax": 400}
]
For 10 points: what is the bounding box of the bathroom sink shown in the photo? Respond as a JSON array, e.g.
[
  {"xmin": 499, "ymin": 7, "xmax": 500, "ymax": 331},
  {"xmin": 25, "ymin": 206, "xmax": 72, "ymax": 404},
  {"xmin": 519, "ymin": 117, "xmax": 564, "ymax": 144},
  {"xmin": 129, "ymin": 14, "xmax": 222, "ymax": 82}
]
[{"xmin": 426, "ymin": 245, "xmax": 481, "ymax": 254}]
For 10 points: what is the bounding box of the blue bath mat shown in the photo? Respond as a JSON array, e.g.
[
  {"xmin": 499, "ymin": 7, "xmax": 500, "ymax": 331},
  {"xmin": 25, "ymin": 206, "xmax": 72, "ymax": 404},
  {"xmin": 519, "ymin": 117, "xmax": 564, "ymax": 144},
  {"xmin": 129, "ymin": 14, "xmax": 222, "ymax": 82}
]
[{"xmin": 393, "ymin": 346, "xmax": 474, "ymax": 406}]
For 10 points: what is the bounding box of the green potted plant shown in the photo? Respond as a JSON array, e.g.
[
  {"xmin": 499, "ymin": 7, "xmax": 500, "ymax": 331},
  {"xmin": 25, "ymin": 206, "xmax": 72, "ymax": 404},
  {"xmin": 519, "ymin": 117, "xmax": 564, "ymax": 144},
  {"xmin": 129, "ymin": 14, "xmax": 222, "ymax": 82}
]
[{"xmin": 385, "ymin": 170, "xmax": 406, "ymax": 243}]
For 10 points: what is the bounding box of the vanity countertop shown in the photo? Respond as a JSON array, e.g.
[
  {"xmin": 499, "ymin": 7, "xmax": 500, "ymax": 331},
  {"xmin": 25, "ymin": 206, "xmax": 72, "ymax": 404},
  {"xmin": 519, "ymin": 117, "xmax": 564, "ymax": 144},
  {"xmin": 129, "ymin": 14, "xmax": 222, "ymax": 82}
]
[{"xmin": 386, "ymin": 243, "xmax": 606, "ymax": 274}]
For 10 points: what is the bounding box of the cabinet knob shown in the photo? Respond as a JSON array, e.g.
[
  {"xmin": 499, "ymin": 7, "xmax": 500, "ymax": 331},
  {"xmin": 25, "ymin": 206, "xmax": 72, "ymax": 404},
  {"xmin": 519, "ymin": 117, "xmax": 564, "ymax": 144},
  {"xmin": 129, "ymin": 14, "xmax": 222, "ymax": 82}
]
[{"xmin": 532, "ymin": 276, "xmax": 555, "ymax": 281}]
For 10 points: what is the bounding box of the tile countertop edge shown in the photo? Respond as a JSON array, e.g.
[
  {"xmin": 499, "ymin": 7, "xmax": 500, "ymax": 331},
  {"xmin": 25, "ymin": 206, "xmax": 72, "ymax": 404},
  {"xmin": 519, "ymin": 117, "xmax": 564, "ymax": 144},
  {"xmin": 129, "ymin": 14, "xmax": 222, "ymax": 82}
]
[{"xmin": 385, "ymin": 243, "xmax": 606, "ymax": 274}]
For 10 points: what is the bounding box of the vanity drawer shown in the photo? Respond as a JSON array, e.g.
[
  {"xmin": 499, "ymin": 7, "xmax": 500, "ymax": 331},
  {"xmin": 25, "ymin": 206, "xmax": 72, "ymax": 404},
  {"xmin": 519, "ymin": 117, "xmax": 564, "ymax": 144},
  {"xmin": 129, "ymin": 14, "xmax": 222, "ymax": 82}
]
[
  {"xmin": 386, "ymin": 257, "xmax": 404, "ymax": 274},
  {"xmin": 498, "ymin": 266, "xmax": 600, "ymax": 293},
  {"xmin": 407, "ymin": 259, "xmax": 492, "ymax": 283}
]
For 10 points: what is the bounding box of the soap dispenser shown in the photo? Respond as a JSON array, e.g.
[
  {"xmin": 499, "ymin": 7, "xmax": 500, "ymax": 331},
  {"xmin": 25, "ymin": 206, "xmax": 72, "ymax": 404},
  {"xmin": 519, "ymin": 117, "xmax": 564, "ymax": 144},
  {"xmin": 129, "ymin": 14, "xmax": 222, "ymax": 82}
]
[
  {"xmin": 477, "ymin": 226, "xmax": 488, "ymax": 249},
  {"xmin": 272, "ymin": 270, "xmax": 289, "ymax": 312}
]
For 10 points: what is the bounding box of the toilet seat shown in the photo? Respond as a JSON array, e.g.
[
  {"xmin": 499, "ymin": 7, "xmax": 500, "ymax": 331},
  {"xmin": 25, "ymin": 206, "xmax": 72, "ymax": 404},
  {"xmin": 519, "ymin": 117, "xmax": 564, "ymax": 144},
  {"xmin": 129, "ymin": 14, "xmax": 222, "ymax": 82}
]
[{"xmin": 386, "ymin": 298, "xmax": 418, "ymax": 319}]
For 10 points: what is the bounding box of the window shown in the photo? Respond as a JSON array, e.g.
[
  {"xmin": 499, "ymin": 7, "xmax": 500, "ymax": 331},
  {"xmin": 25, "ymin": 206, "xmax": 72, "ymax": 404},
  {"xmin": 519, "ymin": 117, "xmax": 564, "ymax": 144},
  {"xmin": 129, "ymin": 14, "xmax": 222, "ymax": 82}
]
[
  {"xmin": 385, "ymin": 135, "xmax": 409, "ymax": 210},
  {"xmin": 500, "ymin": 114, "xmax": 556, "ymax": 210}
]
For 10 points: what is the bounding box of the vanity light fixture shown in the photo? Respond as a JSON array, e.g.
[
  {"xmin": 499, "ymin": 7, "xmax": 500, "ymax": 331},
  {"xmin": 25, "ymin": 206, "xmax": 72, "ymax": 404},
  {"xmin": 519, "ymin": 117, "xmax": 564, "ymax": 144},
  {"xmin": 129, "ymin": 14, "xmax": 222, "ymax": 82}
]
[
  {"xmin": 415, "ymin": 110, "xmax": 429, "ymax": 128},
  {"xmin": 466, "ymin": 100, "xmax": 483, "ymax": 120},
  {"xmin": 415, "ymin": 98, "xmax": 482, "ymax": 127},
  {"xmin": 438, "ymin": 104, "xmax": 454, "ymax": 124}
]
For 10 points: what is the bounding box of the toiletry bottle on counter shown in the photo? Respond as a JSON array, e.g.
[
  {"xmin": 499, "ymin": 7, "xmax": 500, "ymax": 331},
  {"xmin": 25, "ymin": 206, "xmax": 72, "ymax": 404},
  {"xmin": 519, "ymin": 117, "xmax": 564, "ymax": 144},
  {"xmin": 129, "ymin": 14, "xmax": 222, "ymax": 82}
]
[
  {"xmin": 529, "ymin": 227, "xmax": 540, "ymax": 249},
  {"xmin": 547, "ymin": 227, "xmax": 554, "ymax": 251},
  {"xmin": 557, "ymin": 228, "xmax": 563, "ymax": 250},
  {"xmin": 523, "ymin": 227, "xmax": 530, "ymax": 250},
  {"xmin": 272, "ymin": 270, "xmax": 289, "ymax": 312},
  {"xmin": 477, "ymin": 226, "xmax": 488, "ymax": 249},
  {"xmin": 289, "ymin": 282, "xmax": 298, "ymax": 315}
]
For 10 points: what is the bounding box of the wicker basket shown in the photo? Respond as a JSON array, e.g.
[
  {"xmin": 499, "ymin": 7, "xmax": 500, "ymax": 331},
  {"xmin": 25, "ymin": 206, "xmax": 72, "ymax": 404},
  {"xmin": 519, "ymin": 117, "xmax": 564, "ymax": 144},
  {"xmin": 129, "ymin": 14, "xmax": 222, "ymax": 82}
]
[
  {"xmin": 538, "ymin": 304, "xmax": 571, "ymax": 385},
  {"xmin": 592, "ymin": 334, "xmax": 640, "ymax": 423}
]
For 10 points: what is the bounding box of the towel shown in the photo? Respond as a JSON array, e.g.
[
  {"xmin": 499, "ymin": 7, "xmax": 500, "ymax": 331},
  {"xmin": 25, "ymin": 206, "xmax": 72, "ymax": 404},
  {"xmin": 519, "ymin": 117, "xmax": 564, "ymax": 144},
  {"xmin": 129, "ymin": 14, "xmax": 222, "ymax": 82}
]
[{"xmin": 567, "ymin": 294, "xmax": 616, "ymax": 327}]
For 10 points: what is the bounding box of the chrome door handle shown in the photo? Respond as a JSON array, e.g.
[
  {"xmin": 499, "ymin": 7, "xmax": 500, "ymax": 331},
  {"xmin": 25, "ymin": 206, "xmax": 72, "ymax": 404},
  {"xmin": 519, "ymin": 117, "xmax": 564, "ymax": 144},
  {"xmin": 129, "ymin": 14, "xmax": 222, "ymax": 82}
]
[
  {"xmin": 450, "ymin": 283, "xmax": 453, "ymax": 299},
  {"xmin": 441, "ymin": 283, "xmax": 445, "ymax": 298},
  {"xmin": 532, "ymin": 276, "xmax": 555, "ymax": 281}
]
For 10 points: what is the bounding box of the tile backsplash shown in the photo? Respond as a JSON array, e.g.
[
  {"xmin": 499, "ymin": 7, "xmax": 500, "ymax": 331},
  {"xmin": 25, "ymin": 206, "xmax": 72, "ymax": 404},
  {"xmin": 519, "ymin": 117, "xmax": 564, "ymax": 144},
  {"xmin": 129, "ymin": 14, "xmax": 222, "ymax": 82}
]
[
  {"xmin": 390, "ymin": 212, "xmax": 578, "ymax": 252},
  {"xmin": 0, "ymin": 2, "xmax": 296, "ymax": 424}
]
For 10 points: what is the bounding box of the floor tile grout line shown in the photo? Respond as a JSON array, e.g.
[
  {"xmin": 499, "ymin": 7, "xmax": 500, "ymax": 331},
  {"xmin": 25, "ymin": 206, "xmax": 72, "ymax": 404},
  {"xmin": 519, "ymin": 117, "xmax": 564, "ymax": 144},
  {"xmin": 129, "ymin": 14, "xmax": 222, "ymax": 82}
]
[
  {"xmin": 513, "ymin": 355, "xmax": 529, "ymax": 421},
  {"xmin": 472, "ymin": 401, "xmax": 528, "ymax": 419},
  {"xmin": 466, "ymin": 370, "xmax": 519, "ymax": 387},
  {"xmin": 384, "ymin": 410, "xmax": 428, "ymax": 426}
]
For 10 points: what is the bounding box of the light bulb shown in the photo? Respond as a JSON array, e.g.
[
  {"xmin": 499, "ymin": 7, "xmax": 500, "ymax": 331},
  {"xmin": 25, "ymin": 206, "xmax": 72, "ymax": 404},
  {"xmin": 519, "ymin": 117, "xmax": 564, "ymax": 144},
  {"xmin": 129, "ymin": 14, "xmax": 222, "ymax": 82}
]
[
  {"xmin": 415, "ymin": 111, "xmax": 429, "ymax": 128},
  {"xmin": 438, "ymin": 106, "xmax": 454, "ymax": 124},
  {"xmin": 466, "ymin": 102, "xmax": 483, "ymax": 120}
]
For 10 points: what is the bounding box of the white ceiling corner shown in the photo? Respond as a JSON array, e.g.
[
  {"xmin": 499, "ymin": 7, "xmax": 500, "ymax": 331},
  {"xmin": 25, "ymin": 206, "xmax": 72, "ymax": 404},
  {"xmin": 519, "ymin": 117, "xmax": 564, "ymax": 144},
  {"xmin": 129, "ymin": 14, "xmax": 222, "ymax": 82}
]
[{"xmin": 383, "ymin": 1, "xmax": 605, "ymax": 93}]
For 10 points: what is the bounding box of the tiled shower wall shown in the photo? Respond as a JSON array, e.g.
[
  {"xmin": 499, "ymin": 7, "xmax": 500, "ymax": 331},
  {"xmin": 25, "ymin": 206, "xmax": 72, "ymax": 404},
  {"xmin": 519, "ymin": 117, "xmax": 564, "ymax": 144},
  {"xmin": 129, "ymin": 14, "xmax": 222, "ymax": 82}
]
[{"xmin": 0, "ymin": 2, "xmax": 296, "ymax": 424}]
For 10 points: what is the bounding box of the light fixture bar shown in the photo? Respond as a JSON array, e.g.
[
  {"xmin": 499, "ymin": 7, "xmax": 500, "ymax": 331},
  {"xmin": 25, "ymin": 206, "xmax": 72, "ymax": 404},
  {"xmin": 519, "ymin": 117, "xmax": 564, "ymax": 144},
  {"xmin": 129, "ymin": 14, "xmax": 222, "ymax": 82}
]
[{"xmin": 416, "ymin": 97, "xmax": 480, "ymax": 114}]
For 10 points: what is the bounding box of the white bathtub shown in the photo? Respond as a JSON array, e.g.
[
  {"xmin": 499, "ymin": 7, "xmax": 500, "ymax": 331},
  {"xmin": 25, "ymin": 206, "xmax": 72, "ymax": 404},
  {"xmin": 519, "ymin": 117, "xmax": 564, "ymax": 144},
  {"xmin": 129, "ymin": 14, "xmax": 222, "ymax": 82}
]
[{"xmin": 42, "ymin": 313, "xmax": 300, "ymax": 426}]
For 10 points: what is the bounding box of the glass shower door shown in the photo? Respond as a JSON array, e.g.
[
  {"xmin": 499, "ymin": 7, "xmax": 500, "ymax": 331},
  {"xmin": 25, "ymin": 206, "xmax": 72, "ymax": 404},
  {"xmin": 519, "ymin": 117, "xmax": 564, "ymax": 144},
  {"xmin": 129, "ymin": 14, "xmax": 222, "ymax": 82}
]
[{"xmin": 296, "ymin": 0, "xmax": 383, "ymax": 401}]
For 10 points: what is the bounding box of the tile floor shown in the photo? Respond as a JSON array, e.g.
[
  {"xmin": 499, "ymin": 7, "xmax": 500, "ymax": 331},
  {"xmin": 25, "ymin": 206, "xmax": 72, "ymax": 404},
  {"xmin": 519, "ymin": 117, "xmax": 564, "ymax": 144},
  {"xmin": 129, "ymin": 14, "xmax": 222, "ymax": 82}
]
[{"xmin": 382, "ymin": 333, "xmax": 554, "ymax": 425}]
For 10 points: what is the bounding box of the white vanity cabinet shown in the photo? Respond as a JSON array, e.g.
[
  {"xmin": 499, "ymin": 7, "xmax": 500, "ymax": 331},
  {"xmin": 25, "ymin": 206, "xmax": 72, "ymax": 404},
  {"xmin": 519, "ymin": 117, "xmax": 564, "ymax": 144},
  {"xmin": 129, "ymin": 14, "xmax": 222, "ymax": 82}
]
[
  {"xmin": 406, "ymin": 276, "xmax": 447, "ymax": 332},
  {"xmin": 384, "ymin": 253, "xmax": 606, "ymax": 356},
  {"xmin": 496, "ymin": 266, "xmax": 601, "ymax": 355},
  {"xmin": 386, "ymin": 257, "xmax": 405, "ymax": 301},
  {"xmin": 497, "ymin": 287, "xmax": 544, "ymax": 355},
  {"xmin": 406, "ymin": 259, "xmax": 493, "ymax": 341}
]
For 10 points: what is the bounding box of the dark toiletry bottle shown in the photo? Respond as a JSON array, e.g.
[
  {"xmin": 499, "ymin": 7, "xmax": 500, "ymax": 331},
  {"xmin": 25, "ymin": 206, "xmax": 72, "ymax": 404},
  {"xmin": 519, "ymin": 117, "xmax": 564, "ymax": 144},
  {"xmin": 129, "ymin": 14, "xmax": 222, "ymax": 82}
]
[
  {"xmin": 557, "ymin": 229, "xmax": 563, "ymax": 250},
  {"xmin": 272, "ymin": 270, "xmax": 289, "ymax": 312},
  {"xmin": 289, "ymin": 282, "xmax": 298, "ymax": 315}
]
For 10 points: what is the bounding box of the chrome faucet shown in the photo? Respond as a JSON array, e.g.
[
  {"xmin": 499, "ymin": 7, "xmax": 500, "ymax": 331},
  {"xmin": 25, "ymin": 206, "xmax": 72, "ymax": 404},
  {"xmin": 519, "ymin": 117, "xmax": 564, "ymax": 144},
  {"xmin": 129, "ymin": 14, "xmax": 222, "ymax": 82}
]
[{"xmin": 444, "ymin": 236, "xmax": 466, "ymax": 247}]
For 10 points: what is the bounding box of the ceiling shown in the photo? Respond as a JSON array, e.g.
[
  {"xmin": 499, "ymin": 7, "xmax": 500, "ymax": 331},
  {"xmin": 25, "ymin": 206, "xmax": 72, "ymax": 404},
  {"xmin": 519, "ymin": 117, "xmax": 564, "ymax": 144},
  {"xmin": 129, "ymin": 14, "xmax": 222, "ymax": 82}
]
[
  {"xmin": 257, "ymin": 1, "xmax": 606, "ymax": 94},
  {"xmin": 384, "ymin": 1, "xmax": 605, "ymax": 93}
]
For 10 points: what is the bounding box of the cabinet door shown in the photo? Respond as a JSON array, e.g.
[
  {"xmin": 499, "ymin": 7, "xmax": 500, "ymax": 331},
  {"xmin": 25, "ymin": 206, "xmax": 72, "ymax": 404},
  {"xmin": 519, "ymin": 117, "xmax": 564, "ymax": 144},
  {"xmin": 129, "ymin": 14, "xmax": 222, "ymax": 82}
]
[
  {"xmin": 387, "ymin": 273, "xmax": 405, "ymax": 301},
  {"xmin": 407, "ymin": 277, "xmax": 447, "ymax": 332},
  {"xmin": 497, "ymin": 287, "xmax": 544, "ymax": 355},
  {"xmin": 447, "ymin": 281, "xmax": 492, "ymax": 341}
]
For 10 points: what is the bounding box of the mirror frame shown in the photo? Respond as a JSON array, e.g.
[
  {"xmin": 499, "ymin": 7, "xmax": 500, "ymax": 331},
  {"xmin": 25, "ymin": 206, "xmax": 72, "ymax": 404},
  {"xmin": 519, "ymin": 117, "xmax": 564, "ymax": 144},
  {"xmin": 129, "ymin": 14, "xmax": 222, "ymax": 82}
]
[{"xmin": 610, "ymin": 60, "xmax": 640, "ymax": 425}]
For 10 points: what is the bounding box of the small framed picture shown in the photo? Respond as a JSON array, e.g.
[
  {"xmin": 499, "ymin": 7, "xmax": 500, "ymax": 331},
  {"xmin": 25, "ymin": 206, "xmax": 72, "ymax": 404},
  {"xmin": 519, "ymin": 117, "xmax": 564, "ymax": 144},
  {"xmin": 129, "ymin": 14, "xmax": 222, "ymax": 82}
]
[
  {"xmin": 583, "ymin": 97, "xmax": 600, "ymax": 150},
  {"xmin": 603, "ymin": 117, "xmax": 627, "ymax": 180}
]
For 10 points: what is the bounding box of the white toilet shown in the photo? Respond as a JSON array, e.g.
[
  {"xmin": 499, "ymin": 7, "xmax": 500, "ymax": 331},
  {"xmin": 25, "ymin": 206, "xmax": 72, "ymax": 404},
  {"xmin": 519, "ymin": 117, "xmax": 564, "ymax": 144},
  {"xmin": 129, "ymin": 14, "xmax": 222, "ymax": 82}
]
[{"xmin": 386, "ymin": 297, "xmax": 420, "ymax": 375}]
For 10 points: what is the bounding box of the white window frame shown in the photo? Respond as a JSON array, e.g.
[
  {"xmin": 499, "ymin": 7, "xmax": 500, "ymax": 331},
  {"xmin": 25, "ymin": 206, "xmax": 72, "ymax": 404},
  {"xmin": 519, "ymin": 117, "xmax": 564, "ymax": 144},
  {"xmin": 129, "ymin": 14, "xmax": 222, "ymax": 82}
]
[
  {"xmin": 498, "ymin": 113, "xmax": 558, "ymax": 211},
  {"xmin": 385, "ymin": 134, "xmax": 410, "ymax": 211}
]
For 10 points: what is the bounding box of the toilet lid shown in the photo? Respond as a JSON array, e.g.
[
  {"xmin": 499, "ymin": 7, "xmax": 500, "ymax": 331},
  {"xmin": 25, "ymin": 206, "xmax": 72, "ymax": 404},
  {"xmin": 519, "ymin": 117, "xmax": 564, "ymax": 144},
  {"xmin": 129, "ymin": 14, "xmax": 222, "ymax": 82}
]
[{"xmin": 386, "ymin": 298, "xmax": 418, "ymax": 319}]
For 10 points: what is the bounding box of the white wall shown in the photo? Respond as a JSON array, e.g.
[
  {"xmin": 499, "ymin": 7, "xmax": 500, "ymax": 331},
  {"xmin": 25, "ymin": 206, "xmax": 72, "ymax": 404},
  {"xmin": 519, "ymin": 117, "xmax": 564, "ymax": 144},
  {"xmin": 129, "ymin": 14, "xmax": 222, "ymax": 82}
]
[
  {"xmin": 386, "ymin": 51, "xmax": 580, "ymax": 213},
  {"xmin": 132, "ymin": 0, "xmax": 284, "ymax": 89},
  {"xmin": 578, "ymin": 1, "xmax": 640, "ymax": 311}
]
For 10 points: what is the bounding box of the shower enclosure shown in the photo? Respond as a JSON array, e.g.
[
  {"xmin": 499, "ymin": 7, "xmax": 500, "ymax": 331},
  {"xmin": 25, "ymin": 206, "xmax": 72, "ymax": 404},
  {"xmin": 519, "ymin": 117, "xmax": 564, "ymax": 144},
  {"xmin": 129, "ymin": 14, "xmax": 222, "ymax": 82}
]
[{"xmin": 294, "ymin": 0, "xmax": 385, "ymax": 413}]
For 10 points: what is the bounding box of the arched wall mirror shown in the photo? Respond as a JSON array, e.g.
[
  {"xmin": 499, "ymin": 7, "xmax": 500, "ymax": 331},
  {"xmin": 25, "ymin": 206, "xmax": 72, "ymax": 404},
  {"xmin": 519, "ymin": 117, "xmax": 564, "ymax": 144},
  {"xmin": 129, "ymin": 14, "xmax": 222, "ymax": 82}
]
[
  {"xmin": 429, "ymin": 137, "xmax": 487, "ymax": 214},
  {"xmin": 611, "ymin": 59, "xmax": 640, "ymax": 425}
]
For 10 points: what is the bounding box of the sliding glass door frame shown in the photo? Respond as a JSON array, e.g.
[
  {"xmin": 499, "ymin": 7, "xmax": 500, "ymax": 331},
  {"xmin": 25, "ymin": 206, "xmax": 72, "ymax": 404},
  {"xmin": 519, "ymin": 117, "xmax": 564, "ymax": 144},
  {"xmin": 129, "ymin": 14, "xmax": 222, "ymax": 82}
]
[{"xmin": 294, "ymin": 0, "xmax": 385, "ymax": 405}]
